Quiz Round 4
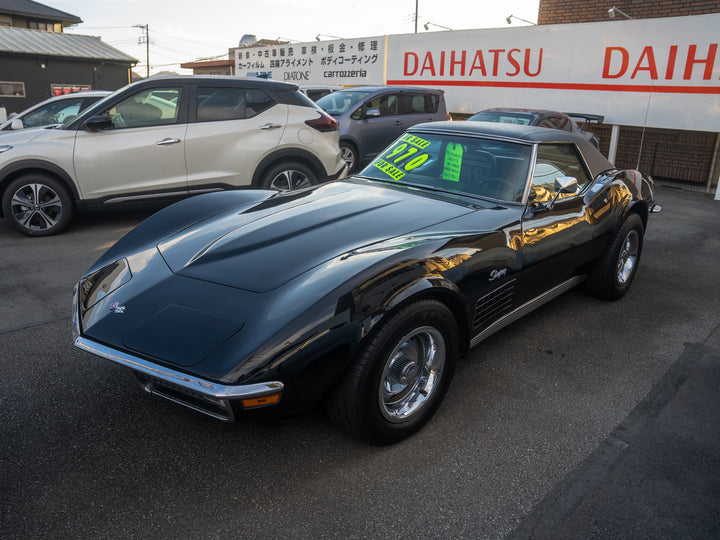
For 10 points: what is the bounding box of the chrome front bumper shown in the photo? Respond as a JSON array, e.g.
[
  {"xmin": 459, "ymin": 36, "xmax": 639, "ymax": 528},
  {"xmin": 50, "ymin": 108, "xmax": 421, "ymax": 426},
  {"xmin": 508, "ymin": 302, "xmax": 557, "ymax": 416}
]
[{"xmin": 74, "ymin": 336, "xmax": 284, "ymax": 421}]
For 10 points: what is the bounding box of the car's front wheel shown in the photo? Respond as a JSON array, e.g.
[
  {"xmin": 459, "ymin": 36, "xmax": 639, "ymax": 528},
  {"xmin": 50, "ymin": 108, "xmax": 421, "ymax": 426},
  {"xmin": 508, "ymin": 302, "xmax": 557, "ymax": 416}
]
[
  {"xmin": 327, "ymin": 299, "xmax": 458, "ymax": 444},
  {"xmin": 1, "ymin": 174, "xmax": 73, "ymax": 236},
  {"xmin": 260, "ymin": 161, "xmax": 317, "ymax": 191}
]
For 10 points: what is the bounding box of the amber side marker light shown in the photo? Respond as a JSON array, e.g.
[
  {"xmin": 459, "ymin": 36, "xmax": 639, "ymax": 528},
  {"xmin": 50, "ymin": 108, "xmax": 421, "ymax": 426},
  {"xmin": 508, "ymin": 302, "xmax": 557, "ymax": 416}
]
[{"xmin": 242, "ymin": 393, "xmax": 282, "ymax": 409}]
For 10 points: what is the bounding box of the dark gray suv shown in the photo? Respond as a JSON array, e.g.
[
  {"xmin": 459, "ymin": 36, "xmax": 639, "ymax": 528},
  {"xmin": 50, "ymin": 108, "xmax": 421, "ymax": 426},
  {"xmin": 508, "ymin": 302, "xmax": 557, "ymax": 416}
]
[{"xmin": 316, "ymin": 86, "xmax": 449, "ymax": 172}]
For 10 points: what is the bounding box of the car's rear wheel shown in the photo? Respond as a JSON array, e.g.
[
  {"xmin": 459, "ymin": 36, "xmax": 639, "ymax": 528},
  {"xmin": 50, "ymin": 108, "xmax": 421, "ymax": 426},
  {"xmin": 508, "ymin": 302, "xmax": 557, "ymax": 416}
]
[
  {"xmin": 326, "ymin": 299, "xmax": 458, "ymax": 444},
  {"xmin": 340, "ymin": 142, "xmax": 358, "ymax": 173},
  {"xmin": 587, "ymin": 213, "xmax": 644, "ymax": 299},
  {"xmin": 2, "ymin": 174, "xmax": 73, "ymax": 236},
  {"xmin": 260, "ymin": 161, "xmax": 317, "ymax": 191}
]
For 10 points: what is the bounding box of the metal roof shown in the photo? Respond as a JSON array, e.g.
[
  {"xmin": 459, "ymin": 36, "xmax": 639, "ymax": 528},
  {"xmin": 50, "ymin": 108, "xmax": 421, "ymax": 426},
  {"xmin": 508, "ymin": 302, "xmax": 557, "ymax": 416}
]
[
  {"xmin": 0, "ymin": 0, "xmax": 81, "ymax": 25},
  {"xmin": 0, "ymin": 26, "xmax": 137, "ymax": 62}
]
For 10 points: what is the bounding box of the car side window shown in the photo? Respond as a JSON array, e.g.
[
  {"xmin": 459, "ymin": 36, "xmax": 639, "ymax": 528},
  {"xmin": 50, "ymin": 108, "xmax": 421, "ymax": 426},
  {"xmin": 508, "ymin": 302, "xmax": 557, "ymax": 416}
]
[
  {"xmin": 555, "ymin": 115, "xmax": 573, "ymax": 132},
  {"xmin": 530, "ymin": 144, "xmax": 592, "ymax": 203},
  {"xmin": 196, "ymin": 87, "xmax": 274, "ymax": 122},
  {"xmin": 354, "ymin": 93, "xmax": 401, "ymax": 119},
  {"xmin": 400, "ymin": 93, "xmax": 428, "ymax": 115},
  {"xmin": 106, "ymin": 87, "xmax": 181, "ymax": 129}
]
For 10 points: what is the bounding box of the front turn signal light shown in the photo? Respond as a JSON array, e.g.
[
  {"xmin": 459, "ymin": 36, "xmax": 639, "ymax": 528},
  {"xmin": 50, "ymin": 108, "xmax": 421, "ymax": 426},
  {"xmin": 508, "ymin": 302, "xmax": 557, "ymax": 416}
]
[{"xmin": 242, "ymin": 392, "xmax": 282, "ymax": 409}]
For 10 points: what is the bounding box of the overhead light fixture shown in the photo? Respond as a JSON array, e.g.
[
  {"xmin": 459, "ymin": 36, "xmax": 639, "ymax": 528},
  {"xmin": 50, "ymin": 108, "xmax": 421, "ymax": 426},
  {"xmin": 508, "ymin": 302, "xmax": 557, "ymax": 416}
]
[
  {"xmin": 315, "ymin": 34, "xmax": 344, "ymax": 41},
  {"xmin": 608, "ymin": 6, "xmax": 633, "ymax": 19},
  {"xmin": 506, "ymin": 14, "xmax": 536, "ymax": 25},
  {"xmin": 423, "ymin": 22, "xmax": 453, "ymax": 31}
]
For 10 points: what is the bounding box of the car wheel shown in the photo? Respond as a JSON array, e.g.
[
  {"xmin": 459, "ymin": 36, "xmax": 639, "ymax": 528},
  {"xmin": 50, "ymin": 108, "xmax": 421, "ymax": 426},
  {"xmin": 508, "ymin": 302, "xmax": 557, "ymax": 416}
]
[
  {"xmin": 587, "ymin": 213, "xmax": 644, "ymax": 300},
  {"xmin": 326, "ymin": 299, "xmax": 458, "ymax": 444},
  {"xmin": 340, "ymin": 142, "xmax": 357, "ymax": 173},
  {"xmin": 1, "ymin": 174, "xmax": 73, "ymax": 236},
  {"xmin": 260, "ymin": 161, "xmax": 317, "ymax": 191}
]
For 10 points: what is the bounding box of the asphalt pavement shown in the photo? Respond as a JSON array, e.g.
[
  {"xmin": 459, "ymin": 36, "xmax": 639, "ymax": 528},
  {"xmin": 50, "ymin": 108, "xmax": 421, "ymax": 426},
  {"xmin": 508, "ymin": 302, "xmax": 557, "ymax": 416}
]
[{"xmin": 1, "ymin": 186, "xmax": 719, "ymax": 538}]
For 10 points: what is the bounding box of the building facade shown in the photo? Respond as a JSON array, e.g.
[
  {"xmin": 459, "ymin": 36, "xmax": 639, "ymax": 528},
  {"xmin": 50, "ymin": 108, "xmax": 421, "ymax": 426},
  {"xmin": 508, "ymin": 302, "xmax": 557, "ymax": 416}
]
[
  {"xmin": 538, "ymin": 0, "xmax": 720, "ymax": 193},
  {"xmin": 0, "ymin": 0, "xmax": 136, "ymax": 114}
]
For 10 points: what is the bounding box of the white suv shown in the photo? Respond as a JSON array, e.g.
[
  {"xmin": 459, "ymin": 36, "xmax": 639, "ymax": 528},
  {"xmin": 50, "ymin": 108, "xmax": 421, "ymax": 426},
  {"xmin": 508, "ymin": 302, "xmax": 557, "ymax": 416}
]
[{"xmin": 0, "ymin": 76, "xmax": 346, "ymax": 236}]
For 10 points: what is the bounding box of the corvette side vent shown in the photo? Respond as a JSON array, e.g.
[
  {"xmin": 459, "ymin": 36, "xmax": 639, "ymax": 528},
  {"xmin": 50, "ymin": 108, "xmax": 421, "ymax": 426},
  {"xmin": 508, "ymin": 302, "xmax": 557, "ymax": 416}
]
[{"xmin": 473, "ymin": 280, "xmax": 516, "ymax": 330}]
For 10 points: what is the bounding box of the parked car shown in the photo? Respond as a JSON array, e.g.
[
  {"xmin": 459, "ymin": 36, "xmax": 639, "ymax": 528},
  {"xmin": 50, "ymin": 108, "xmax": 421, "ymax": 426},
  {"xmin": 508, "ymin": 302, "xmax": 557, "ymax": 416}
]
[
  {"xmin": 316, "ymin": 85, "xmax": 450, "ymax": 172},
  {"xmin": 0, "ymin": 90, "xmax": 111, "ymax": 131},
  {"xmin": 0, "ymin": 76, "xmax": 346, "ymax": 236},
  {"xmin": 468, "ymin": 108, "xmax": 600, "ymax": 148},
  {"xmin": 73, "ymin": 121, "xmax": 660, "ymax": 444}
]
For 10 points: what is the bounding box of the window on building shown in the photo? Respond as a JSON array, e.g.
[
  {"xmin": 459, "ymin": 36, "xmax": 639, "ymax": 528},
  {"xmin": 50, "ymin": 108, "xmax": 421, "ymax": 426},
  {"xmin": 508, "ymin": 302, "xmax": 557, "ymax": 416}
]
[{"xmin": 0, "ymin": 81, "xmax": 26, "ymax": 98}]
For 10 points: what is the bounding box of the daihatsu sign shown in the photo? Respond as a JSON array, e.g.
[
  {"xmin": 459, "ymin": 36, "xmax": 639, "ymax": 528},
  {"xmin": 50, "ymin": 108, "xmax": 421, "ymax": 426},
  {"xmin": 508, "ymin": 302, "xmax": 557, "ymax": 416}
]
[{"xmin": 387, "ymin": 14, "xmax": 720, "ymax": 131}]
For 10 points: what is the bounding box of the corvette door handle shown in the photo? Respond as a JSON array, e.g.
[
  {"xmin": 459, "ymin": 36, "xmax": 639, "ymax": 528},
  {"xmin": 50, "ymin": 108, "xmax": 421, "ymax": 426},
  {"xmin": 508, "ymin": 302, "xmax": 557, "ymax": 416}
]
[
  {"xmin": 156, "ymin": 138, "xmax": 181, "ymax": 146},
  {"xmin": 259, "ymin": 123, "xmax": 282, "ymax": 130}
]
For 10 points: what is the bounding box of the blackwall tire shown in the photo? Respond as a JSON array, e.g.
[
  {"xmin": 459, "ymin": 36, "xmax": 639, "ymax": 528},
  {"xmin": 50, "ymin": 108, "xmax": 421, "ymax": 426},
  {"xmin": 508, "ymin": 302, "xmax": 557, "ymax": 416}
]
[
  {"xmin": 260, "ymin": 161, "xmax": 317, "ymax": 191},
  {"xmin": 1, "ymin": 174, "xmax": 74, "ymax": 236},
  {"xmin": 326, "ymin": 299, "xmax": 458, "ymax": 444},
  {"xmin": 586, "ymin": 213, "xmax": 644, "ymax": 300}
]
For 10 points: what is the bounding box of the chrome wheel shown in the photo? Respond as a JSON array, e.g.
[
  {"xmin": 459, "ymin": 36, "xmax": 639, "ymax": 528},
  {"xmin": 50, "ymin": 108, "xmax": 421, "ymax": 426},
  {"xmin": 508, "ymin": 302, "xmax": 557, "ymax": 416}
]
[
  {"xmin": 616, "ymin": 229, "xmax": 639, "ymax": 286},
  {"xmin": 268, "ymin": 169, "xmax": 312, "ymax": 191},
  {"xmin": 379, "ymin": 326, "xmax": 446, "ymax": 423},
  {"xmin": 10, "ymin": 183, "xmax": 64, "ymax": 232},
  {"xmin": 340, "ymin": 143, "xmax": 357, "ymax": 172}
]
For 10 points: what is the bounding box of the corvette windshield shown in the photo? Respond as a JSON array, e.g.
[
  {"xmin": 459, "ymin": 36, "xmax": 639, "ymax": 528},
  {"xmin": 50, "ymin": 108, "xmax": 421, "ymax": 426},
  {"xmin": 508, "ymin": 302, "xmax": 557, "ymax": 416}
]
[{"xmin": 359, "ymin": 132, "xmax": 532, "ymax": 203}]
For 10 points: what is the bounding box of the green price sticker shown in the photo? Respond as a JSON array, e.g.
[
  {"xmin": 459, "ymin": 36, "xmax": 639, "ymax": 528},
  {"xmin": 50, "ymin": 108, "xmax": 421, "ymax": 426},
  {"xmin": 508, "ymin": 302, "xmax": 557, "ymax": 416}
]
[{"xmin": 442, "ymin": 143, "xmax": 464, "ymax": 182}]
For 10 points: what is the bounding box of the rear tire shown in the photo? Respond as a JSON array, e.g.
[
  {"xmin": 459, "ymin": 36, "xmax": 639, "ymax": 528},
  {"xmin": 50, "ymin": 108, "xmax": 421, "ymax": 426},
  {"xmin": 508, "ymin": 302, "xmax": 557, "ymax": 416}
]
[
  {"xmin": 586, "ymin": 213, "xmax": 644, "ymax": 300},
  {"xmin": 2, "ymin": 174, "xmax": 73, "ymax": 236},
  {"xmin": 340, "ymin": 142, "xmax": 358, "ymax": 173},
  {"xmin": 326, "ymin": 300, "xmax": 458, "ymax": 444},
  {"xmin": 260, "ymin": 161, "xmax": 317, "ymax": 191}
]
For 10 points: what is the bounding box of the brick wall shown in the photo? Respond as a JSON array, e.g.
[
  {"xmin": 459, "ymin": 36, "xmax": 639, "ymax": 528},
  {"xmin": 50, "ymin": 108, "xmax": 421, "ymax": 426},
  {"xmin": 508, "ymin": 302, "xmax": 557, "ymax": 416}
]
[
  {"xmin": 538, "ymin": 0, "xmax": 720, "ymax": 24},
  {"xmin": 585, "ymin": 125, "xmax": 718, "ymax": 184}
]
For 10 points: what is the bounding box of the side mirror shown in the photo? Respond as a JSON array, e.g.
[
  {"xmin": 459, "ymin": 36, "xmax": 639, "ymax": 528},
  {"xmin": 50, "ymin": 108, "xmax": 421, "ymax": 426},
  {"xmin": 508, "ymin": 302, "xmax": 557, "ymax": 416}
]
[
  {"xmin": 10, "ymin": 118, "xmax": 23, "ymax": 130},
  {"xmin": 365, "ymin": 108, "xmax": 381, "ymax": 119},
  {"xmin": 532, "ymin": 176, "xmax": 578, "ymax": 213},
  {"xmin": 83, "ymin": 115, "xmax": 114, "ymax": 131}
]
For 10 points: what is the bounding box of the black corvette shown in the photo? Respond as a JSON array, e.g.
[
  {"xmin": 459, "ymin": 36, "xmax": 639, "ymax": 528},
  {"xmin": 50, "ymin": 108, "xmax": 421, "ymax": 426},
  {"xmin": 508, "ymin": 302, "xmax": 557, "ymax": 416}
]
[{"xmin": 73, "ymin": 121, "xmax": 660, "ymax": 444}]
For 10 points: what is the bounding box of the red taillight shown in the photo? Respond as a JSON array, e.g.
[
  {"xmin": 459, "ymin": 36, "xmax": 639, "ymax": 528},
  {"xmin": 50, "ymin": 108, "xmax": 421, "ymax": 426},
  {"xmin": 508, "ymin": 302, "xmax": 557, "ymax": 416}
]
[{"xmin": 305, "ymin": 110, "xmax": 339, "ymax": 132}]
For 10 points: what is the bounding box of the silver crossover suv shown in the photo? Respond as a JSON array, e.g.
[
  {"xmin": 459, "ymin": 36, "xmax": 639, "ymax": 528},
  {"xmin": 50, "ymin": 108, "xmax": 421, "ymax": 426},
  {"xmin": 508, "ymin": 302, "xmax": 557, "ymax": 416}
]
[{"xmin": 0, "ymin": 76, "xmax": 346, "ymax": 236}]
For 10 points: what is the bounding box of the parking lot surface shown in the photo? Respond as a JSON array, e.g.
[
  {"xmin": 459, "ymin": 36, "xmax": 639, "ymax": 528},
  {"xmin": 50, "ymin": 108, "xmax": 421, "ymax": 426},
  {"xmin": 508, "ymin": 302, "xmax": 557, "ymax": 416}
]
[{"xmin": 1, "ymin": 187, "xmax": 718, "ymax": 538}]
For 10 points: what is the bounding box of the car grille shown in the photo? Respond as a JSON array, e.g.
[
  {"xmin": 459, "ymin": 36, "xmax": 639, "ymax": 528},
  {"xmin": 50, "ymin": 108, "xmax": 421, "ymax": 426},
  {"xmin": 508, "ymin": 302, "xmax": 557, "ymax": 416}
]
[{"xmin": 473, "ymin": 280, "xmax": 516, "ymax": 330}]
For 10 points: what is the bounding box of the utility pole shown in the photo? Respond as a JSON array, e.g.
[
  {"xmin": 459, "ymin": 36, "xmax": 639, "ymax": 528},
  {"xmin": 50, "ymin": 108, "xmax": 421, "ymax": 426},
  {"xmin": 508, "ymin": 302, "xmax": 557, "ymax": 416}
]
[
  {"xmin": 414, "ymin": 0, "xmax": 419, "ymax": 33},
  {"xmin": 134, "ymin": 24, "xmax": 150, "ymax": 78}
]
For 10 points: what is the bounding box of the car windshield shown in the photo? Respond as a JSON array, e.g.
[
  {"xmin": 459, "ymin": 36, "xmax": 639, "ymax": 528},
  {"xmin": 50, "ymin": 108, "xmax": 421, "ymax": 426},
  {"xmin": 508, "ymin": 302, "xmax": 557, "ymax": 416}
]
[
  {"xmin": 358, "ymin": 132, "xmax": 533, "ymax": 203},
  {"xmin": 468, "ymin": 111, "xmax": 537, "ymax": 126},
  {"xmin": 316, "ymin": 90, "xmax": 370, "ymax": 115}
]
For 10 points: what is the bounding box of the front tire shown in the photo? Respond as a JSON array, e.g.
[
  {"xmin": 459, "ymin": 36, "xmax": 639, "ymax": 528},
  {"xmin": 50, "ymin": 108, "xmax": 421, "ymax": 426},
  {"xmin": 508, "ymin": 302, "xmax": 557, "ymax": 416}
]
[
  {"xmin": 259, "ymin": 161, "xmax": 317, "ymax": 191},
  {"xmin": 326, "ymin": 300, "xmax": 458, "ymax": 444},
  {"xmin": 587, "ymin": 213, "xmax": 644, "ymax": 300},
  {"xmin": 2, "ymin": 174, "xmax": 73, "ymax": 236}
]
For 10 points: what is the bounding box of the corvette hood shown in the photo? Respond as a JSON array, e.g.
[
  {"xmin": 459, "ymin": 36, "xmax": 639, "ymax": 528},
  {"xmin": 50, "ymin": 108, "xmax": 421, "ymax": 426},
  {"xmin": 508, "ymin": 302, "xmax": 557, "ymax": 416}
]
[{"xmin": 158, "ymin": 181, "xmax": 475, "ymax": 292}]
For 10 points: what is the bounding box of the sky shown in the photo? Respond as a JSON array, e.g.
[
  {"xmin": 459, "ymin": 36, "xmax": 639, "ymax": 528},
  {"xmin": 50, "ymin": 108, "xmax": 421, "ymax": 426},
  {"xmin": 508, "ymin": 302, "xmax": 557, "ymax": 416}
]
[{"xmin": 50, "ymin": 0, "xmax": 540, "ymax": 74}]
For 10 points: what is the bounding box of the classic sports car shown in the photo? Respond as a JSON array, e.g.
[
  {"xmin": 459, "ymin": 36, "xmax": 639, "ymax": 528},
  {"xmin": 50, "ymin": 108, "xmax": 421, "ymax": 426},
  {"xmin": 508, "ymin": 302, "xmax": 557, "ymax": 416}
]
[{"xmin": 73, "ymin": 121, "xmax": 660, "ymax": 444}]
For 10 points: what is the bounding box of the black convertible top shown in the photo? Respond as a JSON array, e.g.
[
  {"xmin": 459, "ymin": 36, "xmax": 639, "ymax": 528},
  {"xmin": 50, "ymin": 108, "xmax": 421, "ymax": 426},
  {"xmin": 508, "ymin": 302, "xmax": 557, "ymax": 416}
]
[{"xmin": 411, "ymin": 121, "xmax": 614, "ymax": 176}]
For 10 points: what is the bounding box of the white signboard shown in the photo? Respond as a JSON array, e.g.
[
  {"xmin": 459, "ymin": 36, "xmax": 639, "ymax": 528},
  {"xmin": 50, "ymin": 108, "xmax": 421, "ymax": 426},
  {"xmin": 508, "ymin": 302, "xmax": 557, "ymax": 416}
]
[
  {"xmin": 234, "ymin": 37, "xmax": 385, "ymax": 86},
  {"xmin": 387, "ymin": 14, "xmax": 720, "ymax": 131}
]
